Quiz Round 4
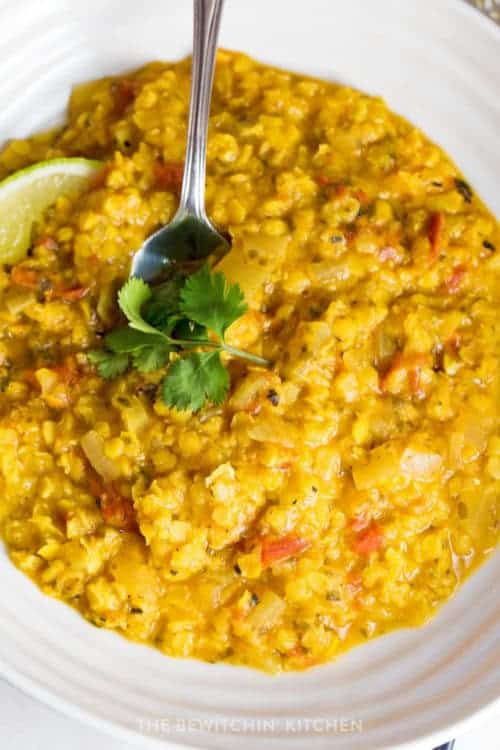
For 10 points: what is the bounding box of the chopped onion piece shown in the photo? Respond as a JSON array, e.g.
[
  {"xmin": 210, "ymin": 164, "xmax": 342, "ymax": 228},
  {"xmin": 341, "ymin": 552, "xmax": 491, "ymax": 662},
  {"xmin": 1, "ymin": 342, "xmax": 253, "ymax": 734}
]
[
  {"xmin": 81, "ymin": 430, "xmax": 119, "ymax": 482},
  {"xmin": 400, "ymin": 447, "xmax": 442, "ymax": 481},
  {"xmin": 246, "ymin": 591, "xmax": 286, "ymax": 632}
]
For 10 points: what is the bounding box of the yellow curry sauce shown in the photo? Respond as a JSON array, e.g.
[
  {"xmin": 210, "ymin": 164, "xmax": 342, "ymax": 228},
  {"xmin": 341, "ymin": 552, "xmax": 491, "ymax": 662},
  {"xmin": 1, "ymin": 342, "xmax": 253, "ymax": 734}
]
[{"xmin": 0, "ymin": 52, "xmax": 498, "ymax": 672}]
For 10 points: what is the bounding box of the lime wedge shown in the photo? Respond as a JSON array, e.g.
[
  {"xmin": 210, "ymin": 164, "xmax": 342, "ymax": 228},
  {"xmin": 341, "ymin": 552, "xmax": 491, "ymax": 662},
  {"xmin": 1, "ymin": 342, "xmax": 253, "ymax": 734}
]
[{"xmin": 0, "ymin": 157, "xmax": 102, "ymax": 264}]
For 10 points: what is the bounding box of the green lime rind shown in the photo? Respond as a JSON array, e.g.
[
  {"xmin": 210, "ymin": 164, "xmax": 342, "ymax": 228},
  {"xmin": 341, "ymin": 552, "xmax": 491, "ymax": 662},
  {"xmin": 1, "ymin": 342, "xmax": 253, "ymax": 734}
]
[
  {"xmin": 0, "ymin": 157, "xmax": 102, "ymax": 265},
  {"xmin": 0, "ymin": 157, "xmax": 102, "ymax": 192}
]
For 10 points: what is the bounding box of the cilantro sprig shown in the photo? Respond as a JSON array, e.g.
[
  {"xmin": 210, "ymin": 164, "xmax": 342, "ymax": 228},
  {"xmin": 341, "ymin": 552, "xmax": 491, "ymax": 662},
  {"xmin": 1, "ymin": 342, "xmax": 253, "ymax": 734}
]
[{"xmin": 88, "ymin": 265, "xmax": 269, "ymax": 411}]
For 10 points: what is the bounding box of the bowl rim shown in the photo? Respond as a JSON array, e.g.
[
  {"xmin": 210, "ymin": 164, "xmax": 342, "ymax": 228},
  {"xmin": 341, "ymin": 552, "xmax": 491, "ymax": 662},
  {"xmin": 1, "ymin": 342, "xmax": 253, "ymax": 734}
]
[{"xmin": 1, "ymin": 650, "xmax": 499, "ymax": 750}]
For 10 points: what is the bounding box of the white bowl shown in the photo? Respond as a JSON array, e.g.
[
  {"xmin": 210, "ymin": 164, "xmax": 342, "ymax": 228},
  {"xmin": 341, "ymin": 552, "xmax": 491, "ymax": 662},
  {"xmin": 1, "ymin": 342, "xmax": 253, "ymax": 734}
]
[{"xmin": 0, "ymin": 1, "xmax": 499, "ymax": 748}]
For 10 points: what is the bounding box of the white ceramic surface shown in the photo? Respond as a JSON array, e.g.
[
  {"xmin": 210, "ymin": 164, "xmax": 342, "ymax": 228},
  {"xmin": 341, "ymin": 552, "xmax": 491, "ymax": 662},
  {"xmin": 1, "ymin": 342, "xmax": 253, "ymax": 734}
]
[
  {"xmin": 2, "ymin": 677, "xmax": 500, "ymax": 750},
  {"xmin": 0, "ymin": 1, "xmax": 498, "ymax": 749}
]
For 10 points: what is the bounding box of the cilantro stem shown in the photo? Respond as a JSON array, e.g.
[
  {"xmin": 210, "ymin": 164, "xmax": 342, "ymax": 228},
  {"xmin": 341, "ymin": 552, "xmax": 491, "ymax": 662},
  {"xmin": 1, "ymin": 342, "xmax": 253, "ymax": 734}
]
[
  {"xmin": 172, "ymin": 337, "xmax": 270, "ymax": 367},
  {"xmin": 221, "ymin": 343, "xmax": 270, "ymax": 367}
]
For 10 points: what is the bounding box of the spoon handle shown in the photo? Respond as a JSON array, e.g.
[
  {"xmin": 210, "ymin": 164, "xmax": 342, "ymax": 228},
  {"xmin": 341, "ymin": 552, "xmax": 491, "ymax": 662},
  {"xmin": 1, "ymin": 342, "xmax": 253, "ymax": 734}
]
[{"xmin": 178, "ymin": 0, "xmax": 225, "ymax": 219}]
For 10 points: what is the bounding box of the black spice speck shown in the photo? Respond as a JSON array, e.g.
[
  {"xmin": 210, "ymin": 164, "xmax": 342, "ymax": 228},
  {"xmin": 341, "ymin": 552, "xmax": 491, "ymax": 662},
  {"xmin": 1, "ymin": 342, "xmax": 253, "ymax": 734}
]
[
  {"xmin": 137, "ymin": 382, "xmax": 159, "ymax": 402},
  {"xmin": 454, "ymin": 178, "xmax": 473, "ymax": 203},
  {"xmin": 267, "ymin": 389, "xmax": 280, "ymax": 406},
  {"xmin": 326, "ymin": 591, "xmax": 340, "ymax": 602}
]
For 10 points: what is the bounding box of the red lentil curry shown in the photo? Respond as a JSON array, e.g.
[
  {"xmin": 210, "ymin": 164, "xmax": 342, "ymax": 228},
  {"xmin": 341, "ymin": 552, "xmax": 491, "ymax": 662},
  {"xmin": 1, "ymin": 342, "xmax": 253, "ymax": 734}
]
[{"xmin": 0, "ymin": 51, "xmax": 498, "ymax": 672}]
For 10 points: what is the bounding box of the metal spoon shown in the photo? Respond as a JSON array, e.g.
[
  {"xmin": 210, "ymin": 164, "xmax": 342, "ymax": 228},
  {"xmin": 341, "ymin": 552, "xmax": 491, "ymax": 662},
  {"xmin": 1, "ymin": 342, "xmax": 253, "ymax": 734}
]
[{"xmin": 131, "ymin": 0, "xmax": 229, "ymax": 283}]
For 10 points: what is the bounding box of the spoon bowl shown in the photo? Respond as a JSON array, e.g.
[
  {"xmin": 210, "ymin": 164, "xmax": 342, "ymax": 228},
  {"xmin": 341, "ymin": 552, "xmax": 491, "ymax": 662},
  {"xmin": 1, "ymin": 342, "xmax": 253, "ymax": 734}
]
[{"xmin": 130, "ymin": 211, "xmax": 229, "ymax": 283}]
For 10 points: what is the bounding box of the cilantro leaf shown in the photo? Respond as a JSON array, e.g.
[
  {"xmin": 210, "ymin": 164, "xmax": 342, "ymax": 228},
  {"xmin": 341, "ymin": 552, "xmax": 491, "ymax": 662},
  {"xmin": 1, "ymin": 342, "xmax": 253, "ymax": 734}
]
[
  {"xmin": 172, "ymin": 318, "xmax": 207, "ymax": 342},
  {"xmin": 87, "ymin": 350, "xmax": 130, "ymax": 379},
  {"xmin": 162, "ymin": 351, "xmax": 229, "ymax": 411},
  {"xmin": 143, "ymin": 277, "xmax": 183, "ymax": 330},
  {"xmin": 132, "ymin": 342, "xmax": 170, "ymax": 373},
  {"xmin": 88, "ymin": 267, "xmax": 268, "ymax": 408},
  {"xmin": 179, "ymin": 264, "xmax": 247, "ymax": 339},
  {"xmin": 118, "ymin": 278, "xmax": 160, "ymax": 336},
  {"xmin": 105, "ymin": 327, "xmax": 164, "ymax": 353}
]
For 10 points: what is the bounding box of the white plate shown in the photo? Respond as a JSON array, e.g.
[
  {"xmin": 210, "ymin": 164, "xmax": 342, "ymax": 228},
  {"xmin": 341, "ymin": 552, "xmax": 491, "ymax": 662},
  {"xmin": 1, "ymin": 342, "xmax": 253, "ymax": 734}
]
[{"xmin": 0, "ymin": 1, "xmax": 499, "ymax": 748}]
